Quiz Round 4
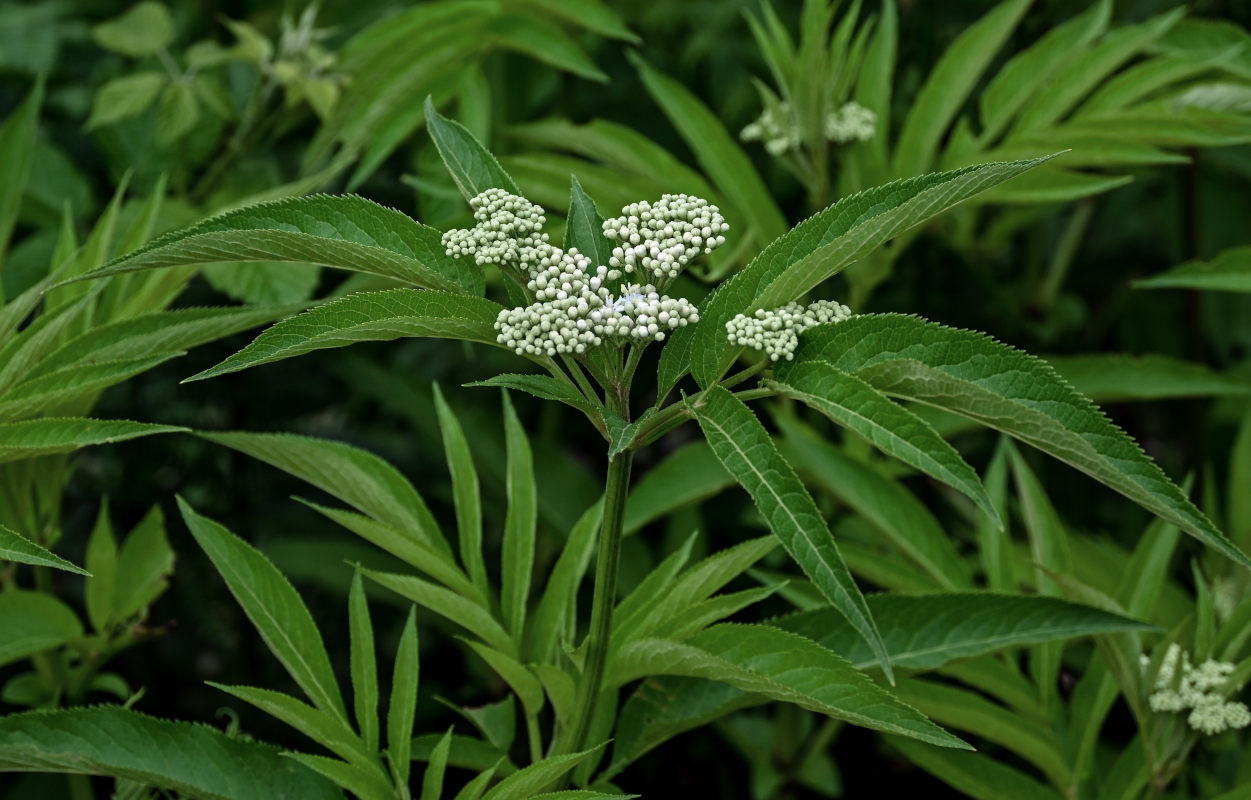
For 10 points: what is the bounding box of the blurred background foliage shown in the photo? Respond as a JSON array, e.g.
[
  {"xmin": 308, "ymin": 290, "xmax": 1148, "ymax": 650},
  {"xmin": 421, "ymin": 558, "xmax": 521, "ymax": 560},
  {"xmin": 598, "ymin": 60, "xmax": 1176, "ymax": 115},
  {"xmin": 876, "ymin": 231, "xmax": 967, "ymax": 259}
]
[{"xmin": 4, "ymin": 0, "xmax": 1251, "ymax": 796}]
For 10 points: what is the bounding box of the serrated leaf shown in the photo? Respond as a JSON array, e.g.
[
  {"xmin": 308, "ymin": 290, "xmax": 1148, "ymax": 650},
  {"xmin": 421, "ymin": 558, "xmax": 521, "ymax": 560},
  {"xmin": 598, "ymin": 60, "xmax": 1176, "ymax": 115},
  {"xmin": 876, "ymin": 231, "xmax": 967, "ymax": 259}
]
[
  {"xmin": 0, "ymin": 523, "xmax": 88, "ymax": 575},
  {"xmin": 691, "ymin": 156, "xmax": 1053, "ymax": 387},
  {"xmin": 691, "ymin": 386, "xmax": 893, "ymax": 680},
  {"xmin": 92, "ymin": 2, "xmax": 173, "ymax": 56},
  {"xmin": 0, "ymin": 591, "xmax": 82, "ymax": 667},
  {"xmin": 210, "ymin": 683, "xmax": 376, "ymax": 771},
  {"xmin": 1046, "ymin": 353, "xmax": 1251, "ymax": 401},
  {"xmin": 198, "ymin": 431, "xmax": 450, "ymax": 557},
  {"xmin": 893, "ymin": 0, "xmax": 1030, "ymax": 176},
  {"xmin": 462, "ymin": 640, "xmax": 544, "ymax": 718},
  {"xmin": 565, "ymin": 175, "xmax": 613, "ymax": 267},
  {"xmin": 774, "ymin": 414, "xmax": 972, "ymax": 590},
  {"xmin": 611, "ymin": 624, "xmax": 967, "ymax": 749},
  {"xmin": 283, "ymin": 753, "xmax": 394, "ymax": 800},
  {"xmin": 501, "ymin": 391, "xmax": 536, "ymax": 642},
  {"xmin": 348, "ymin": 571, "xmax": 379, "ymax": 752},
  {"xmin": 783, "ymin": 314, "xmax": 1250, "ymax": 569},
  {"xmin": 527, "ymin": 498, "xmax": 602, "ymax": 663},
  {"xmin": 425, "ymin": 97, "xmax": 519, "ymax": 202},
  {"xmin": 888, "ymin": 737, "xmax": 1064, "ymax": 800},
  {"xmin": 0, "ymin": 418, "xmax": 185, "ymax": 464},
  {"xmin": 465, "ymin": 374, "xmax": 598, "ymax": 417},
  {"xmin": 480, "ymin": 746, "xmax": 606, "ymax": 800},
  {"xmin": 1134, "ymin": 245, "xmax": 1251, "ymax": 292},
  {"xmin": 0, "ymin": 354, "xmax": 179, "ymax": 422},
  {"xmin": 771, "ymin": 593, "xmax": 1156, "ymax": 672},
  {"xmin": 178, "ymin": 498, "xmax": 348, "ymax": 723},
  {"xmin": 362, "ymin": 568, "xmax": 513, "ymax": 655},
  {"xmin": 67, "ymin": 195, "xmax": 480, "ymax": 294},
  {"xmin": 487, "ymin": 14, "xmax": 607, "ymax": 83},
  {"xmin": 630, "ymin": 53, "xmax": 787, "ymax": 248},
  {"xmin": 767, "ymin": 359, "xmax": 1000, "ymax": 527},
  {"xmin": 387, "ymin": 607, "xmax": 418, "ymax": 787},
  {"xmin": 419, "ymin": 728, "xmax": 453, "ymax": 800},
  {"xmin": 112, "ymin": 506, "xmax": 173, "ymax": 622},
  {"xmin": 0, "ymin": 706, "xmax": 340, "ymax": 799},
  {"xmin": 0, "ymin": 79, "xmax": 41, "ymax": 272},
  {"xmin": 433, "ymin": 384, "xmax": 488, "ymax": 597},
  {"xmin": 187, "ymin": 290, "xmax": 503, "ymax": 381},
  {"xmin": 507, "ymin": 0, "xmax": 637, "ymax": 42}
]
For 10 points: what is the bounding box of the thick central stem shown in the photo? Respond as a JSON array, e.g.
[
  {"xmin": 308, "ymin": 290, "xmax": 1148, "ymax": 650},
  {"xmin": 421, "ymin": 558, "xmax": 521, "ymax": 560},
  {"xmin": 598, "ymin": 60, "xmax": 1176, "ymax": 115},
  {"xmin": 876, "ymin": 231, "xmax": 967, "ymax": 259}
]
[{"xmin": 565, "ymin": 446, "xmax": 633, "ymax": 756}]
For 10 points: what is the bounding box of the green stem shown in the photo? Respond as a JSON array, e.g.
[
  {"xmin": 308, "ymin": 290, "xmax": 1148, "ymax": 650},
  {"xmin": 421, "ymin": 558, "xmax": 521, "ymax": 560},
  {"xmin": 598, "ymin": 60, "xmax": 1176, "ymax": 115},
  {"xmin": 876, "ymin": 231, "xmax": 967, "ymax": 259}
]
[
  {"xmin": 526, "ymin": 711, "xmax": 543, "ymax": 764},
  {"xmin": 563, "ymin": 446, "xmax": 633, "ymax": 759},
  {"xmin": 68, "ymin": 774, "xmax": 94, "ymax": 800}
]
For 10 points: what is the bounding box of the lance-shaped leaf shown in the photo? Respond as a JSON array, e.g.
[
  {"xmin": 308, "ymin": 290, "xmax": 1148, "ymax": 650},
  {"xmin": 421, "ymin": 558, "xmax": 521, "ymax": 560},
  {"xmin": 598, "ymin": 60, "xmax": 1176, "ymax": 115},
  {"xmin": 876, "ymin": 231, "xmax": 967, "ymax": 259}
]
[
  {"xmin": 480, "ymin": 745, "xmax": 607, "ymax": 800},
  {"xmin": 565, "ymin": 175, "xmax": 614, "ymax": 268},
  {"xmin": 771, "ymin": 593, "xmax": 1157, "ymax": 672},
  {"xmin": 766, "ymin": 359, "xmax": 1000, "ymax": 527},
  {"xmin": 500, "ymin": 391, "xmax": 536, "ymax": 642},
  {"xmin": 783, "ymin": 314, "xmax": 1250, "ymax": 569},
  {"xmin": 0, "ymin": 706, "xmax": 340, "ymax": 799},
  {"xmin": 0, "ymin": 524, "xmax": 89, "ymax": 575},
  {"xmin": 178, "ymin": 498, "xmax": 348, "ymax": 723},
  {"xmin": 1046, "ymin": 353, "xmax": 1251, "ymax": 402},
  {"xmin": 425, "ymin": 96, "xmax": 519, "ymax": 201},
  {"xmin": 63, "ymin": 194, "xmax": 481, "ymax": 295},
  {"xmin": 188, "ymin": 290, "xmax": 504, "ymax": 381},
  {"xmin": 0, "ymin": 354, "xmax": 180, "ymax": 422},
  {"xmin": 690, "ymin": 155, "xmax": 1053, "ymax": 387},
  {"xmin": 611, "ymin": 624, "xmax": 967, "ymax": 749},
  {"xmin": 199, "ymin": 431, "xmax": 450, "ymax": 557},
  {"xmin": 691, "ymin": 386, "xmax": 892, "ymax": 680},
  {"xmin": 465, "ymin": 374, "xmax": 599, "ymax": 418},
  {"xmin": 0, "ymin": 418, "xmax": 185, "ymax": 464},
  {"xmin": 1133, "ymin": 245, "xmax": 1251, "ymax": 292},
  {"xmin": 888, "ymin": 737, "xmax": 1064, "ymax": 800},
  {"xmin": 0, "ymin": 591, "xmax": 83, "ymax": 667}
]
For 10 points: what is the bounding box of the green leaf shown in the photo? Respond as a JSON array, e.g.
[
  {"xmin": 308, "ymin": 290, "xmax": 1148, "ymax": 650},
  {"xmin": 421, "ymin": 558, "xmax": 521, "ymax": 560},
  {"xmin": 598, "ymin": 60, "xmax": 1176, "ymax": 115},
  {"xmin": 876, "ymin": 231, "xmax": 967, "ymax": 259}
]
[
  {"xmin": 784, "ymin": 314, "xmax": 1250, "ymax": 570},
  {"xmin": 209, "ymin": 684, "xmax": 376, "ymax": 770},
  {"xmin": 691, "ymin": 386, "xmax": 892, "ymax": 681},
  {"xmin": 0, "ymin": 706, "xmax": 340, "ymax": 799},
  {"xmin": 0, "ymin": 523, "xmax": 88, "ymax": 575},
  {"xmin": 487, "ymin": 14, "xmax": 608, "ymax": 83},
  {"xmin": 1133, "ymin": 245, "xmax": 1251, "ymax": 292},
  {"xmin": 68, "ymin": 195, "xmax": 480, "ymax": 295},
  {"xmin": 888, "ymin": 737, "xmax": 1064, "ymax": 800},
  {"xmin": 775, "ymin": 413, "xmax": 972, "ymax": 590},
  {"xmin": 178, "ymin": 498, "xmax": 348, "ymax": 723},
  {"xmin": 1046, "ymin": 354, "xmax": 1251, "ymax": 402},
  {"xmin": 623, "ymin": 442, "xmax": 733, "ymax": 535},
  {"xmin": 771, "ymin": 593, "xmax": 1156, "ymax": 672},
  {"xmin": 433, "ymin": 384, "xmax": 489, "ymax": 597},
  {"xmin": 501, "ymin": 391, "xmax": 537, "ymax": 642},
  {"xmin": 480, "ymin": 746, "xmax": 607, "ymax": 800},
  {"xmin": 527, "ymin": 498, "xmax": 602, "ymax": 663},
  {"xmin": 766, "ymin": 359, "xmax": 1000, "ymax": 527},
  {"xmin": 564, "ymin": 175, "xmax": 613, "ymax": 268},
  {"xmin": 0, "ymin": 418, "xmax": 185, "ymax": 465},
  {"xmin": 283, "ymin": 753, "xmax": 395, "ymax": 800},
  {"xmin": 691, "ymin": 156, "xmax": 1053, "ymax": 387},
  {"xmin": 362, "ymin": 568, "xmax": 514, "ymax": 655},
  {"xmin": 154, "ymin": 82, "xmax": 199, "ymax": 146},
  {"xmin": 506, "ymin": 0, "xmax": 637, "ymax": 42},
  {"xmin": 462, "ymin": 640, "xmax": 544, "ymax": 718},
  {"xmin": 465, "ymin": 374, "xmax": 598, "ymax": 417},
  {"xmin": 611, "ymin": 624, "xmax": 967, "ymax": 749},
  {"xmin": 349, "ymin": 571, "xmax": 380, "ymax": 752},
  {"xmin": 425, "ymin": 96, "xmax": 519, "ymax": 202},
  {"xmin": 0, "ymin": 591, "xmax": 82, "ymax": 668},
  {"xmin": 187, "ymin": 290, "xmax": 503, "ymax": 381},
  {"xmin": 0, "ymin": 80, "xmax": 41, "ymax": 273},
  {"xmin": 0, "ymin": 354, "xmax": 180, "ymax": 422},
  {"xmin": 893, "ymin": 0, "xmax": 1030, "ymax": 176},
  {"xmin": 112, "ymin": 506, "xmax": 174, "ymax": 622},
  {"xmin": 30, "ymin": 305, "xmax": 303, "ymax": 381},
  {"xmin": 388, "ymin": 607, "xmax": 419, "ymax": 788},
  {"xmin": 92, "ymin": 2, "xmax": 174, "ymax": 56},
  {"xmin": 630, "ymin": 53, "xmax": 787, "ymax": 247},
  {"xmin": 419, "ymin": 729, "xmax": 454, "ymax": 800},
  {"xmin": 85, "ymin": 502, "xmax": 118, "ymax": 633},
  {"xmin": 199, "ymin": 431, "xmax": 450, "ymax": 557},
  {"xmin": 202, "ymin": 262, "xmax": 321, "ymax": 306}
]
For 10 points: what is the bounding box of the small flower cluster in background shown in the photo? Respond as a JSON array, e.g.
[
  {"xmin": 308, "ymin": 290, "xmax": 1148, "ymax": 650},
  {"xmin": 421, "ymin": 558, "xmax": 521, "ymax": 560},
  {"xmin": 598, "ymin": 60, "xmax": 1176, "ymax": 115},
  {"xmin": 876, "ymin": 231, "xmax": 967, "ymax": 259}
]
[
  {"xmin": 740, "ymin": 101, "xmax": 876, "ymax": 155},
  {"xmin": 1144, "ymin": 644, "xmax": 1251, "ymax": 735},
  {"xmin": 445, "ymin": 190, "xmax": 708, "ymax": 357},
  {"xmin": 726, "ymin": 300, "xmax": 852, "ymax": 361}
]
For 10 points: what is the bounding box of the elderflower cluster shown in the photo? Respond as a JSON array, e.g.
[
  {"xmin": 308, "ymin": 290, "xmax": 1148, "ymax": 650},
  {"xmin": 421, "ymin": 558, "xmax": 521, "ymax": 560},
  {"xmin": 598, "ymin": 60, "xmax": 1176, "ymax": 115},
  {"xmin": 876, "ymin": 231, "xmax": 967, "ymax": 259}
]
[
  {"xmin": 725, "ymin": 300, "xmax": 852, "ymax": 361},
  {"xmin": 741, "ymin": 101, "xmax": 877, "ymax": 154},
  {"xmin": 602, "ymin": 195, "xmax": 728, "ymax": 282},
  {"xmin": 824, "ymin": 101, "xmax": 877, "ymax": 144},
  {"xmin": 442, "ymin": 188, "xmax": 555, "ymax": 277},
  {"xmin": 1142, "ymin": 644, "xmax": 1251, "ymax": 735}
]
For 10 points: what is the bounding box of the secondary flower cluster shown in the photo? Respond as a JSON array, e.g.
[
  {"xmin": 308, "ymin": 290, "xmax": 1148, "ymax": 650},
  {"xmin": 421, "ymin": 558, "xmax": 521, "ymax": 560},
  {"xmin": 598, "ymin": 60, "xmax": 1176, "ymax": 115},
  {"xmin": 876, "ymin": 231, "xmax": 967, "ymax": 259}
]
[
  {"xmin": 741, "ymin": 101, "xmax": 877, "ymax": 155},
  {"xmin": 1142, "ymin": 644, "xmax": 1250, "ymax": 735},
  {"xmin": 725, "ymin": 300, "xmax": 852, "ymax": 361},
  {"xmin": 602, "ymin": 194, "xmax": 728, "ymax": 282},
  {"xmin": 446, "ymin": 189, "xmax": 711, "ymax": 357}
]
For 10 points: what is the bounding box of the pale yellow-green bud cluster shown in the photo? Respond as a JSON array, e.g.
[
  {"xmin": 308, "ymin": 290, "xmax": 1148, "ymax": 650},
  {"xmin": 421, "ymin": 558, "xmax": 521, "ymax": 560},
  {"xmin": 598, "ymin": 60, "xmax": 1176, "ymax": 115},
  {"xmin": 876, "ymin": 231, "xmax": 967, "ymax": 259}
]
[
  {"xmin": 725, "ymin": 300, "xmax": 852, "ymax": 361},
  {"xmin": 824, "ymin": 101, "xmax": 877, "ymax": 144},
  {"xmin": 1143, "ymin": 644, "xmax": 1250, "ymax": 735},
  {"xmin": 442, "ymin": 188, "xmax": 555, "ymax": 277},
  {"xmin": 741, "ymin": 101, "xmax": 876, "ymax": 154},
  {"xmin": 602, "ymin": 194, "xmax": 728, "ymax": 282}
]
